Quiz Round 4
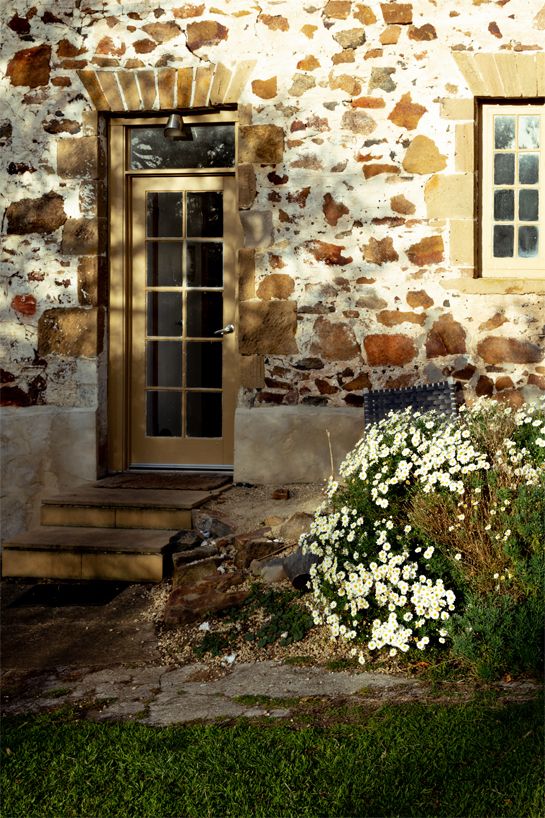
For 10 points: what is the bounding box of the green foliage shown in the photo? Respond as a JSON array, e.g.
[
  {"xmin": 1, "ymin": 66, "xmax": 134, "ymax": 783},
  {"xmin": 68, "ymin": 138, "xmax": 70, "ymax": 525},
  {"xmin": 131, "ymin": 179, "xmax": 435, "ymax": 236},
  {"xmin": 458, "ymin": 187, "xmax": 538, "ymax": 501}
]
[
  {"xmin": 2, "ymin": 698, "xmax": 543, "ymax": 817},
  {"xmin": 448, "ymin": 591, "xmax": 545, "ymax": 681},
  {"xmin": 192, "ymin": 631, "xmax": 232, "ymax": 659},
  {"xmin": 193, "ymin": 585, "xmax": 314, "ymax": 658},
  {"xmin": 303, "ymin": 397, "xmax": 545, "ymax": 677}
]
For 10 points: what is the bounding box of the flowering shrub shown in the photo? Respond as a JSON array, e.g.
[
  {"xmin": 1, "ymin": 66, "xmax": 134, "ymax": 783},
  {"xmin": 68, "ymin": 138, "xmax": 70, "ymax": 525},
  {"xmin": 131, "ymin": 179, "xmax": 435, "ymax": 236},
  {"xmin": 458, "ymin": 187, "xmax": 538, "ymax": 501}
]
[{"xmin": 302, "ymin": 397, "xmax": 545, "ymax": 672}]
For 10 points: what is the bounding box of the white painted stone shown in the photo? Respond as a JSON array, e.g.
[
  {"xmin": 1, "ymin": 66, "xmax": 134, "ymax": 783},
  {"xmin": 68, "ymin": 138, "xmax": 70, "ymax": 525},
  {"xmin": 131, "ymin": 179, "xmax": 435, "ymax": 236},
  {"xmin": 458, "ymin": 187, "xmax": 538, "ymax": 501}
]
[
  {"xmin": 234, "ymin": 406, "xmax": 363, "ymax": 484},
  {"xmin": 1, "ymin": 407, "xmax": 97, "ymax": 540}
]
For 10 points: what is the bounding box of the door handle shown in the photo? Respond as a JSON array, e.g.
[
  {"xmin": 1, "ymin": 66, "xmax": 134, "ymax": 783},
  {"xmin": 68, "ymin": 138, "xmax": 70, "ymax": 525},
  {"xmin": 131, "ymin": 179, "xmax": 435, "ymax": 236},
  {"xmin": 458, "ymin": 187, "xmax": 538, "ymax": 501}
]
[{"xmin": 214, "ymin": 323, "xmax": 235, "ymax": 336}]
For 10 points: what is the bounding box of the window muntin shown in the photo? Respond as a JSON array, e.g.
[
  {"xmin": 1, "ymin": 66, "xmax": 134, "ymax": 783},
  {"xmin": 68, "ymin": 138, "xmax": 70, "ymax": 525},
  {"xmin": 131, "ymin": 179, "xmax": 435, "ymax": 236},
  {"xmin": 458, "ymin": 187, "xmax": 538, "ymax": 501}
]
[{"xmin": 481, "ymin": 103, "xmax": 544, "ymax": 278}]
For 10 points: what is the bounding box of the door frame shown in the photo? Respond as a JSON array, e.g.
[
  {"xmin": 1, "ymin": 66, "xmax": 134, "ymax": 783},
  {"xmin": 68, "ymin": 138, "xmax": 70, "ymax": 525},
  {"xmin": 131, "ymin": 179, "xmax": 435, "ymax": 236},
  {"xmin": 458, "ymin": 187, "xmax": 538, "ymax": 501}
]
[{"xmin": 107, "ymin": 110, "xmax": 240, "ymax": 472}]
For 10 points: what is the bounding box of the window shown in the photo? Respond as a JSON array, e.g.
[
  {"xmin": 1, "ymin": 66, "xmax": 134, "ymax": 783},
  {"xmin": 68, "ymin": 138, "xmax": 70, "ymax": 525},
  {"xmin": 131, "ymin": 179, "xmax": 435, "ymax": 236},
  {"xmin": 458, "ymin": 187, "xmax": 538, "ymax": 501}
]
[{"xmin": 481, "ymin": 102, "xmax": 544, "ymax": 278}]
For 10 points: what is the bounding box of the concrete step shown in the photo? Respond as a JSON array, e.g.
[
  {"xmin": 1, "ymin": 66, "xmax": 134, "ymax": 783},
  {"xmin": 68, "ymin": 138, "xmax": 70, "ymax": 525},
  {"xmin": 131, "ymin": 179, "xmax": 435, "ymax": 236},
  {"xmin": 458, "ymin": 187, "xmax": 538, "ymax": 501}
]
[
  {"xmin": 40, "ymin": 487, "xmax": 209, "ymax": 530},
  {"xmin": 2, "ymin": 526, "xmax": 179, "ymax": 582}
]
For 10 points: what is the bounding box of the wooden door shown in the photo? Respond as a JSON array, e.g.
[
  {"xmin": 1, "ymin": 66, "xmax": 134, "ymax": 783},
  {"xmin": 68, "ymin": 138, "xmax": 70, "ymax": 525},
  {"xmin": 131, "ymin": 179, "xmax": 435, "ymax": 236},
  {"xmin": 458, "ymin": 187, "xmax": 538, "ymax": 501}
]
[{"xmin": 129, "ymin": 175, "xmax": 238, "ymax": 467}]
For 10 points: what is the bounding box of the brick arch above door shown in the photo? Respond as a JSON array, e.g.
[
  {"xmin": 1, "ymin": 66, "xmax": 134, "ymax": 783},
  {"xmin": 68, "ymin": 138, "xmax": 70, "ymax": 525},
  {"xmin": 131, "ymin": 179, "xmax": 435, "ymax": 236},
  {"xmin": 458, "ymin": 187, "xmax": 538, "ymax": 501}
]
[{"xmin": 77, "ymin": 61, "xmax": 256, "ymax": 111}]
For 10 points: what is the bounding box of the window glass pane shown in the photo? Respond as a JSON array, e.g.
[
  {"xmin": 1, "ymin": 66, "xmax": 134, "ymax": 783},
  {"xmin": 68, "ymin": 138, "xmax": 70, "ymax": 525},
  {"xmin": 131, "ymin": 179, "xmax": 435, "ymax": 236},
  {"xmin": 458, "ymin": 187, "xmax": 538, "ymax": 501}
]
[
  {"xmin": 187, "ymin": 243, "xmax": 223, "ymax": 287},
  {"xmin": 494, "ymin": 153, "xmax": 514, "ymax": 185},
  {"xmin": 519, "ymin": 153, "xmax": 539, "ymax": 185},
  {"xmin": 519, "ymin": 189, "xmax": 539, "ymax": 222},
  {"xmin": 519, "ymin": 226, "xmax": 538, "ymax": 258},
  {"xmin": 146, "ymin": 341, "xmax": 182, "ymax": 387},
  {"xmin": 147, "ymin": 192, "xmax": 183, "ymax": 237},
  {"xmin": 186, "ymin": 341, "xmax": 222, "ymax": 388},
  {"xmin": 494, "ymin": 189, "xmax": 514, "ymax": 221},
  {"xmin": 147, "ymin": 392, "xmax": 181, "ymax": 437},
  {"xmin": 494, "ymin": 116, "xmax": 515, "ymax": 149},
  {"xmin": 493, "ymin": 225, "xmax": 514, "ymax": 258},
  {"xmin": 187, "ymin": 291, "xmax": 223, "ymax": 338},
  {"xmin": 186, "ymin": 392, "xmax": 222, "ymax": 438},
  {"xmin": 147, "ymin": 242, "xmax": 183, "ymax": 287},
  {"xmin": 147, "ymin": 292, "xmax": 182, "ymax": 337},
  {"xmin": 187, "ymin": 192, "xmax": 223, "ymax": 237},
  {"xmin": 519, "ymin": 116, "xmax": 540, "ymax": 150},
  {"xmin": 130, "ymin": 125, "xmax": 235, "ymax": 170}
]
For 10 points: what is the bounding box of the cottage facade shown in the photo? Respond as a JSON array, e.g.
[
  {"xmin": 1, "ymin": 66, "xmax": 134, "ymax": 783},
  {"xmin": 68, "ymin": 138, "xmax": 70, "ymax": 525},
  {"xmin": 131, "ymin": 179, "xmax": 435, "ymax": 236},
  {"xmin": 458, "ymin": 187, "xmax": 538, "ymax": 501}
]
[{"xmin": 2, "ymin": 0, "xmax": 544, "ymax": 541}]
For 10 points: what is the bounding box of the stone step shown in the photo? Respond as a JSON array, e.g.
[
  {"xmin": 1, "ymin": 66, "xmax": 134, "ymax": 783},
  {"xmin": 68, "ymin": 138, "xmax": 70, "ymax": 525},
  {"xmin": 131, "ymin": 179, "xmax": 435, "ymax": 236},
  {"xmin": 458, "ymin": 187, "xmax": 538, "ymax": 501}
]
[
  {"xmin": 40, "ymin": 487, "xmax": 209, "ymax": 530},
  {"xmin": 2, "ymin": 526, "xmax": 179, "ymax": 582}
]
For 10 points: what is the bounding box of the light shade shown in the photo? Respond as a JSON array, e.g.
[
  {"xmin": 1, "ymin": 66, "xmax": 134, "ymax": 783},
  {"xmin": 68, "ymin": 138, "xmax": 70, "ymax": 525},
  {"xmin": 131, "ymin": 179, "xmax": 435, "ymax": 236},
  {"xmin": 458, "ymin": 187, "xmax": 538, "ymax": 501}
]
[{"xmin": 164, "ymin": 114, "xmax": 184, "ymax": 139}]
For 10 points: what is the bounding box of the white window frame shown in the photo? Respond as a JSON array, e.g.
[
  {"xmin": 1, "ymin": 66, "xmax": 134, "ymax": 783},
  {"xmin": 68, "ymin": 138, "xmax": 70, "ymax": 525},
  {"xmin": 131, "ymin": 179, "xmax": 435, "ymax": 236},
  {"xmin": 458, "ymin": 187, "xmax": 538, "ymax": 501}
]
[{"xmin": 481, "ymin": 101, "xmax": 545, "ymax": 279}]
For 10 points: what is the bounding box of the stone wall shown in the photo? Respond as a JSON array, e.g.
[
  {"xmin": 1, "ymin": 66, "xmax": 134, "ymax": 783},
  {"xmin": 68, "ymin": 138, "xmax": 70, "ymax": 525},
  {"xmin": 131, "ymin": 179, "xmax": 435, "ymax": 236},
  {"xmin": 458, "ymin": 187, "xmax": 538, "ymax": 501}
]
[
  {"xmin": 1, "ymin": 1, "xmax": 545, "ymax": 512},
  {"xmin": 1, "ymin": 407, "xmax": 97, "ymax": 540}
]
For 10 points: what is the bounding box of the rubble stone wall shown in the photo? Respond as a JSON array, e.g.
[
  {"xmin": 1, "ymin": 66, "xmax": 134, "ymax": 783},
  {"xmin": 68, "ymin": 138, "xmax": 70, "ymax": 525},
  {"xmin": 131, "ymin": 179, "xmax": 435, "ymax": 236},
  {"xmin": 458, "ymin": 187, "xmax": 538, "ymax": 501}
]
[{"xmin": 1, "ymin": 1, "xmax": 545, "ymax": 524}]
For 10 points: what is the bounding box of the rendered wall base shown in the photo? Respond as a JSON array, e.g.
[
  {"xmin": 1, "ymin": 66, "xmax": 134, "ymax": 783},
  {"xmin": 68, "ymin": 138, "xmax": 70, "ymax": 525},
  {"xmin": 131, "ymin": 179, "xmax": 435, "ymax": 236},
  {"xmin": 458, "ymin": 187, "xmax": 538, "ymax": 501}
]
[
  {"xmin": 234, "ymin": 406, "xmax": 364, "ymax": 485},
  {"xmin": 1, "ymin": 407, "xmax": 97, "ymax": 541}
]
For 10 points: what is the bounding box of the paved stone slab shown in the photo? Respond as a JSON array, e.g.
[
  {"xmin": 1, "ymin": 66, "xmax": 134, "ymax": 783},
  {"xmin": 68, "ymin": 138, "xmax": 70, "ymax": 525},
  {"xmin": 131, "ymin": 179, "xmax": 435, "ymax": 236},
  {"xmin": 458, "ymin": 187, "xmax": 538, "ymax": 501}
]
[
  {"xmin": 3, "ymin": 526, "xmax": 178, "ymax": 553},
  {"xmin": 42, "ymin": 487, "xmax": 212, "ymax": 510}
]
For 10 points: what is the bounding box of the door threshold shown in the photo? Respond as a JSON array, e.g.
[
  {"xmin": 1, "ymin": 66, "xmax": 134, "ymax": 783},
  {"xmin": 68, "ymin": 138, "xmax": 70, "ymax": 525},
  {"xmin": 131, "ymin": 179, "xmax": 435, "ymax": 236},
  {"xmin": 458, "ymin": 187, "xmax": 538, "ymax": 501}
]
[{"xmin": 127, "ymin": 464, "xmax": 234, "ymax": 473}]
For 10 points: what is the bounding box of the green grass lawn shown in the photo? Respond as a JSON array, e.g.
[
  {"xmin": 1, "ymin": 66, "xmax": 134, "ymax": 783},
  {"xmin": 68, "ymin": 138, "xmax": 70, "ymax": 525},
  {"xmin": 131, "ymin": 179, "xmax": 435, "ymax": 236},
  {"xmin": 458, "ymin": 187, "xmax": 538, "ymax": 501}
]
[{"xmin": 2, "ymin": 697, "xmax": 543, "ymax": 818}]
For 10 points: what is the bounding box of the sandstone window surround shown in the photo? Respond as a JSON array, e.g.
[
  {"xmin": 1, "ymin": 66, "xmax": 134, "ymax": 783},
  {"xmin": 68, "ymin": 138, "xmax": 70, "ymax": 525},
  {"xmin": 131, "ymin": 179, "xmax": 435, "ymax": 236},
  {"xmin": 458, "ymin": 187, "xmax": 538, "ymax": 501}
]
[
  {"xmin": 436, "ymin": 52, "xmax": 545, "ymax": 295},
  {"xmin": 481, "ymin": 103, "xmax": 543, "ymax": 278}
]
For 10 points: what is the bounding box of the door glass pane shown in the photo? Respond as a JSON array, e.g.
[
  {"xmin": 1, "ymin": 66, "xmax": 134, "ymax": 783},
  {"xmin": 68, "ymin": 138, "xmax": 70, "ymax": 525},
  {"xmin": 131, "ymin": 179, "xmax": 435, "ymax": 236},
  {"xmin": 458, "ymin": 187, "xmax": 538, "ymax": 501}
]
[
  {"xmin": 147, "ymin": 242, "xmax": 183, "ymax": 286},
  {"xmin": 519, "ymin": 226, "xmax": 538, "ymax": 258},
  {"xmin": 147, "ymin": 391, "xmax": 182, "ymax": 437},
  {"xmin": 494, "ymin": 189, "xmax": 514, "ymax": 221},
  {"xmin": 519, "ymin": 116, "xmax": 540, "ymax": 149},
  {"xmin": 519, "ymin": 189, "xmax": 538, "ymax": 222},
  {"xmin": 130, "ymin": 125, "xmax": 235, "ymax": 170},
  {"xmin": 147, "ymin": 192, "xmax": 183, "ymax": 237},
  {"xmin": 187, "ymin": 243, "xmax": 223, "ymax": 287},
  {"xmin": 493, "ymin": 224, "xmax": 514, "ymax": 257},
  {"xmin": 187, "ymin": 392, "xmax": 222, "ymax": 438},
  {"xmin": 186, "ymin": 341, "xmax": 222, "ymax": 388},
  {"xmin": 494, "ymin": 153, "xmax": 514, "ymax": 185},
  {"xmin": 146, "ymin": 341, "xmax": 182, "ymax": 387},
  {"xmin": 147, "ymin": 292, "xmax": 182, "ymax": 337},
  {"xmin": 187, "ymin": 192, "xmax": 223, "ymax": 237},
  {"xmin": 519, "ymin": 154, "xmax": 539, "ymax": 185},
  {"xmin": 494, "ymin": 116, "xmax": 515, "ymax": 149},
  {"xmin": 187, "ymin": 291, "xmax": 222, "ymax": 338}
]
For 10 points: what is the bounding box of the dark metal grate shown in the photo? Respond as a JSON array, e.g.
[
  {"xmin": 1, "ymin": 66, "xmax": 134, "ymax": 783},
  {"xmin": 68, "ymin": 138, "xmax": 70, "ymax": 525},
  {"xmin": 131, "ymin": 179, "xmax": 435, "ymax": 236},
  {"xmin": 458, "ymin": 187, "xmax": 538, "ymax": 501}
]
[{"xmin": 363, "ymin": 380, "xmax": 458, "ymax": 426}]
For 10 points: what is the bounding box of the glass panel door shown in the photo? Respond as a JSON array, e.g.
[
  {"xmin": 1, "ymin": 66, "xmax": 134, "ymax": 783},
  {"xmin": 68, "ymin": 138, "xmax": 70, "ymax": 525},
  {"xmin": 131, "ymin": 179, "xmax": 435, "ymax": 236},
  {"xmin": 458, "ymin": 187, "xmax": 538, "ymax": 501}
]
[{"xmin": 130, "ymin": 176, "xmax": 238, "ymax": 466}]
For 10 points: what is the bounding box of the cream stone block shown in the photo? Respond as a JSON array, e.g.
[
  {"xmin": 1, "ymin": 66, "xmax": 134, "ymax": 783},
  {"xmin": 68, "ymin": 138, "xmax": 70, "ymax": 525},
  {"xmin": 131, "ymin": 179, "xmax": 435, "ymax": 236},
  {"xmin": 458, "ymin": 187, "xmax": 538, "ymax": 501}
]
[
  {"xmin": 512, "ymin": 54, "xmax": 538, "ymax": 97},
  {"xmin": 441, "ymin": 279, "xmax": 545, "ymax": 295},
  {"xmin": 117, "ymin": 72, "xmax": 142, "ymax": 111},
  {"xmin": 193, "ymin": 66, "xmax": 214, "ymax": 107},
  {"xmin": 240, "ymin": 354, "xmax": 265, "ymax": 388},
  {"xmin": 452, "ymin": 52, "xmax": 487, "ymax": 96},
  {"xmin": 224, "ymin": 60, "xmax": 257, "ymax": 103},
  {"xmin": 115, "ymin": 508, "xmax": 191, "ymax": 529},
  {"xmin": 210, "ymin": 63, "xmax": 232, "ymax": 104},
  {"xmin": 1, "ymin": 407, "xmax": 97, "ymax": 541},
  {"xmin": 41, "ymin": 506, "xmax": 116, "ymax": 527},
  {"xmin": 440, "ymin": 98, "xmax": 474, "ymax": 121},
  {"xmin": 2, "ymin": 550, "xmax": 82, "ymax": 579},
  {"xmin": 97, "ymin": 71, "xmax": 125, "ymax": 111},
  {"xmin": 425, "ymin": 174, "xmax": 474, "ymax": 219},
  {"xmin": 450, "ymin": 220, "xmax": 475, "ymax": 266},
  {"xmin": 455, "ymin": 124, "xmax": 474, "ymax": 173},
  {"xmin": 234, "ymin": 406, "xmax": 364, "ymax": 484},
  {"xmin": 240, "ymin": 211, "xmax": 274, "ymax": 248},
  {"xmin": 493, "ymin": 54, "xmax": 523, "ymax": 97},
  {"xmin": 474, "ymin": 53, "xmax": 504, "ymax": 97},
  {"xmin": 81, "ymin": 553, "xmax": 163, "ymax": 581},
  {"xmin": 537, "ymin": 53, "xmax": 545, "ymax": 96}
]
